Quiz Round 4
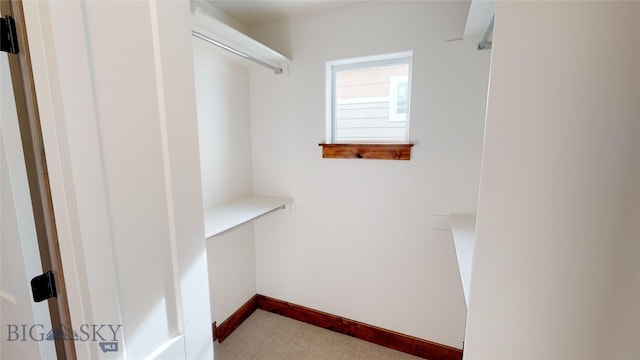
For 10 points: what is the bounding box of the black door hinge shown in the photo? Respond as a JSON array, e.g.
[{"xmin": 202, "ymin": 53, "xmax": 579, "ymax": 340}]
[
  {"xmin": 1, "ymin": 15, "xmax": 19, "ymax": 54},
  {"xmin": 31, "ymin": 271, "xmax": 57, "ymax": 302}
]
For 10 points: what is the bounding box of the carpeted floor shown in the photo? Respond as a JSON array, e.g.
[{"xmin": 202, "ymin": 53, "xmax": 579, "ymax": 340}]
[{"xmin": 214, "ymin": 309, "xmax": 423, "ymax": 360}]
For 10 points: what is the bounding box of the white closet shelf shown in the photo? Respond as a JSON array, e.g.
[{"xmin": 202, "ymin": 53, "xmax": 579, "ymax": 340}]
[
  {"xmin": 449, "ymin": 213, "xmax": 477, "ymax": 308},
  {"xmin": 204, "ymin": 196, "xmax": 293, "ymax": 238},
  {"xmin": 191, "ymin": 4, "xmax": 289, "ymax": 74}
]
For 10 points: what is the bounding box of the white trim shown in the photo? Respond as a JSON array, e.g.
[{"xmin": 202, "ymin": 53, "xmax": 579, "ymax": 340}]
[
  {"xmin": 325, "ymin": 62, "xmax": 334, "ymax": 143},
  {"xmin": 405, "ymin": 59, "xmax": 413, "ymax": 141},
  {"xmin": 337, "ymin": 97, "xmax": 389, "ymax": 105},
  {"xmin": 389, "ymin": 75, "xmax": 408, "ymax": 122},
  {"xmin": 327, "ymin": 51, "xmax": 413, "ymax": 68},
  {"xmin": 149, "ymin": 0, "xmax": 185, "ymax": 337},
  {"xmin": 332, "ymin": 65, "xmax": 338, "ymax": 143},
  {"xmin": 23, "ymin": 2, "xmax": 116, "ymax": 358}
]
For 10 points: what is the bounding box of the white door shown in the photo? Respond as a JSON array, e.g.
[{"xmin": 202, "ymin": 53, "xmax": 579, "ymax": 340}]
[
  {"xmin": 0, "ymin": 46, "xmax": 57, "ymax": 360},
  {"xmin": 22, "ymin": 1, "xmax": 214, "ymax": 359}
]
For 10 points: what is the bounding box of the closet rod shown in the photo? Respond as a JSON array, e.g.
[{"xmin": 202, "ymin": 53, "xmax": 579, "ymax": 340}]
[
  {"xmin": 192, "ymin": 31, "xmax": 284, "ymax": 75},
  {"xmin": 478, "ymin": 15, "xmax": 495, "ymax": 50}
]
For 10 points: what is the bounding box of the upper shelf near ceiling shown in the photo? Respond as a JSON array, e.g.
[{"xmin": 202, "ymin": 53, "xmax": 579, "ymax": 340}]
[{"xmin": 191, "ymin": 2, "xmax": 290, "ymax": 74}]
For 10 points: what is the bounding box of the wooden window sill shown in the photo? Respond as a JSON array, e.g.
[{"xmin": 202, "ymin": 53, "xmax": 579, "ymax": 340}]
[{"xmin": 319, "ymin": 143, "xmax": 414, "ymax": 160}]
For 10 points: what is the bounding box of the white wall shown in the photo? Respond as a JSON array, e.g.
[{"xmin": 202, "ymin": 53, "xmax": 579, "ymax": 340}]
[
  {"xmin": 464, "ymin": 2, "xmax": 640, "ymax": 359},
  {"xmin": 248, "ymin": 1, "xmax": 490, "ymax": 348},
  {"xmin": 193, "ymin": 36, "xmax": 256, "ymax": 323},
  {"xmin": 194, "ymin": 42, "xmax": 253, "ymax": 210},
  {"xmin": 606, "ymin": 180, "xmax": 640, "ymax": 359}
]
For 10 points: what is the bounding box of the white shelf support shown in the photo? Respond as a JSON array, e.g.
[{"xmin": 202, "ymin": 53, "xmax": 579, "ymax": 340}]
[{"xmin": 204, "ymin": 196, "xmax": 293, "ymax": 238}]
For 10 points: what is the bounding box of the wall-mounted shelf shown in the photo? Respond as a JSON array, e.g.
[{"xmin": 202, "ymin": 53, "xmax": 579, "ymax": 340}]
[
  {"xmin": 191, "ymin": 4, "xmax": 289, "ymax": 75},
  {"xmin": 204, "ymin": 196, "xmax": 293, "ymax": 238},
  {"xmin": 449, "ymin": 213, "xmax": 476, "ymax": 307}
]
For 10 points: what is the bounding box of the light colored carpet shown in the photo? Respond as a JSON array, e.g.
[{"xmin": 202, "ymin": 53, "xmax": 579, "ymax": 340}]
[{"xmin": 214, "ymin": 309, "xmax": 423, "ymax": 360}]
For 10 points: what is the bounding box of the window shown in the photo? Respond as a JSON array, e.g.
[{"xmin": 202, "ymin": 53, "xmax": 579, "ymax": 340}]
[{"xmin": 325, "ymin": 52, "xmax": 413, "ymax": 144}]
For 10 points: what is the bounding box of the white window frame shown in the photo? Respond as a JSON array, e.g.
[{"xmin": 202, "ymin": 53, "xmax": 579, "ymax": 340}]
[
  {"xmin": 325, "ymin": 51, "xmax": 413, "ymax": 144},
  {"xmin": 389, "ymin": 75, "xmax": 409, "ymax": 122}
]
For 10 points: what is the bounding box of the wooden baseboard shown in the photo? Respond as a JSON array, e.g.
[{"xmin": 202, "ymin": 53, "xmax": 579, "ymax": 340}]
[
  {"xmin": 212, "ymin": 294, "xmax": 462, "ymax": 360},
  {"xmin": 212, "ymin": 295, "xmax": 258, "ymax": 343},
  {"xmin": 256, "ymin": 295, "xmax": 462, "ymax": 360}
]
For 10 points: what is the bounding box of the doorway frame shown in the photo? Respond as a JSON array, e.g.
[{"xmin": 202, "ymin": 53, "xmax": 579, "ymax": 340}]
[{"xmin": 1, "ymin": 1, "xmax": 75, "ymax": 359}]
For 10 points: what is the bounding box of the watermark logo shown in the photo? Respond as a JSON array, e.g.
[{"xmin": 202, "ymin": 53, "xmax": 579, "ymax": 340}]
[
  {"xmin": 44, "ymin": 324, "xmax": 78, "ymax": 341},
  {"xmin": 99, "ymin": 342, "xmax": 119, "ymax": 353},
  {"xmin": 6, "ymin": 324, "xmax": 122, "ymax": 353}
]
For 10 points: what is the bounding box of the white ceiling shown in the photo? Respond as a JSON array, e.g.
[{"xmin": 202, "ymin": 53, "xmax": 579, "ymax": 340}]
[
  {"xmin": 202, "ymin": 0, "xmax": 494, "ymax": 43},
  {"xmin": 206, "ymin": 0, "xmax": 368, "ymax": 26}
]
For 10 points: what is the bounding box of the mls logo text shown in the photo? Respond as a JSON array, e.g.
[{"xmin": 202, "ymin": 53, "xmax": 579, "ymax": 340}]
[{"xmin": 5, "ymin": 323, "xmax": 122, "ymax": 353}]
